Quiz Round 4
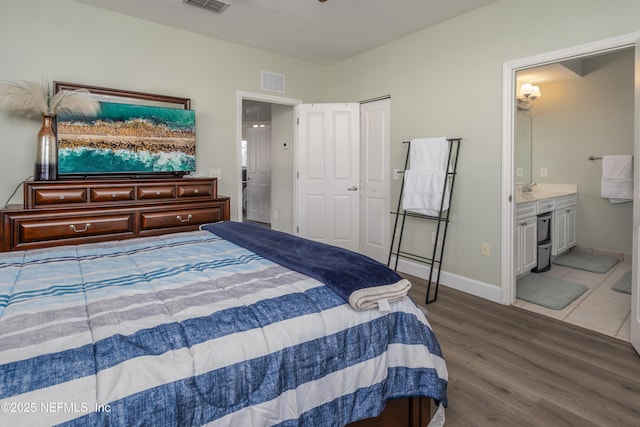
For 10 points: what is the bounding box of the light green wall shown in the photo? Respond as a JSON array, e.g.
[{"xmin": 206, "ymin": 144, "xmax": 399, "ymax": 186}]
[
  {"xmin": 2, "ymin": 0, "xmax": 640, "ymax": 291},
  {"xmin": 531, "ymin": 49, "xmax": 634, "ymax": 255},
  {"xmin": 327, "ymin": 0, "xmax": 640, "ymax": 287},
  {"xmin": 0, "ymin": 0, "xmax": 328, "ymax": 213}
]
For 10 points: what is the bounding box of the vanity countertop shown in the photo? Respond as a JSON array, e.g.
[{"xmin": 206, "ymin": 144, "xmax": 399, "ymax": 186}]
[{"xmin": 515, "ymin": 183, "xmax": 577, "ymax": 204}]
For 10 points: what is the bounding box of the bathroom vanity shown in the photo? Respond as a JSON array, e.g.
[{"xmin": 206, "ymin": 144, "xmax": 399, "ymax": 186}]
[{"xmin": 515, "ymin": 184, "xmax": 577, "ymax": 276}]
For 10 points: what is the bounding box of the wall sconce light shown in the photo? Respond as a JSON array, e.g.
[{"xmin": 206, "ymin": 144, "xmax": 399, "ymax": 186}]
[{"xmin": 517, "ymin": 83, "xmax": 541, "ymax": 111}]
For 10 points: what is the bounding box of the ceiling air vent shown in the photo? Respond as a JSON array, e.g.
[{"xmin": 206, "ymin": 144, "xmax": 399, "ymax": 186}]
[
  {"xmin": 261, "ymin": 71, "xmax": 285, "ymax": 93},
  {"xmin": 183, "ymin": 0, "xmax": 230, "ymax": 14}
]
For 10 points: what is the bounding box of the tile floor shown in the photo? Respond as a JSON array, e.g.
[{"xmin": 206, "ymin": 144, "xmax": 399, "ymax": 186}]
[{"xmin": 515, "ymin": 254, "xmax": 632, "ymax": 342}]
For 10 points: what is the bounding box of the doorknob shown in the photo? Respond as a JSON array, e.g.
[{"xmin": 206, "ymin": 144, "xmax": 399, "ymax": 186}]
[{"xmin": 347, "ymin": 186, "xmax": 358, "ymax": 191}]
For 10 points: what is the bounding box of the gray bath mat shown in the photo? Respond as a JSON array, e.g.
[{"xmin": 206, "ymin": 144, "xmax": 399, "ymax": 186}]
[
  {"xmin": 552, "ymin": 252, "xmax": 619, "ymax": 274},
  {"xmin": 517, "ymin": 274, "xmax": 588, "ymax": 310},
  {"xmin": 612, "ymin": 271, "xmax": 631, "ymax": 294}
]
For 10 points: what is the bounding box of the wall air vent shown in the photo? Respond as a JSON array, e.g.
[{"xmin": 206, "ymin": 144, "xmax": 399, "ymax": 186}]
[
  {"xmin": 261, "ymin": 71, "xmax": 286, "ymax": 93},
  {"xmin": 183, "ymin": 0, "xmax": 230, "ymax": 14}
]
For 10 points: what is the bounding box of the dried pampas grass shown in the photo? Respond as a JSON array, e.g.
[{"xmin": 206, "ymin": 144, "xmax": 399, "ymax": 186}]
[{"xmin": 0, "ymin": 80, "xmax": 100, "ymax": 119}]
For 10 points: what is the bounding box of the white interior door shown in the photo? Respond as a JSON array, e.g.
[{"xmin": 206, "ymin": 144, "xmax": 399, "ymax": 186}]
[
  {"xmin": 246, "ymin": 125, "xmax": 271, "ymax": 223},
  {"xmin": 631, "ymin": 39, "xmax": 640, "ymax": 355},
  {"xmin": 296, "ymin": 103, "xmax": 360, "ymax": 251},
  {"xmin": 360, "ymin": 99, "xmax": 391, "ymax": 263}
]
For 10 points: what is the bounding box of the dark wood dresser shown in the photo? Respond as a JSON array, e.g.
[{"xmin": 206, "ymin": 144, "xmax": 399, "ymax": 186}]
[{"xmin": 1, "ymin": 178, "xmax": 230, "ymax": 252}]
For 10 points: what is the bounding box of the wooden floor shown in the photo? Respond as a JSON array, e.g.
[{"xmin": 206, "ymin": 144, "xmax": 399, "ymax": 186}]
[{"xmin": 406, "ymin": 275, "xmax": 640, "ymax": 427}]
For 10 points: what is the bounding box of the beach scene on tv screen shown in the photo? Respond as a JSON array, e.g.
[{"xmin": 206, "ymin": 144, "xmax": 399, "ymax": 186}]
[{"xmin": 56, "ymin": 101, "xmax": 196, "ymax": 174}]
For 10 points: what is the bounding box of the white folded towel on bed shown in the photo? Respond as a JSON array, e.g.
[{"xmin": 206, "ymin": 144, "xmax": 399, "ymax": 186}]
[
  {"xmin": 349, "ymin": 278, "xmax": 412, "ymax": 311},
  {"xmin": 601, "ymin": 155, "xmax": 633, "ymax": 203}
]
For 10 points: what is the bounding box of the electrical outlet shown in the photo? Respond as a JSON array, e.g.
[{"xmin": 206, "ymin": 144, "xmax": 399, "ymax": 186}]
[
  {"xmin": 393, "ymin": 169, "xmax": 402, "ymax": 180},
  {"xmin": 540, "ymin": 167, "xmax": 548, "ymax": 177},
  {"xmin": 481, "ymin": 242, "xmax": 491, "ymax": 257},
  {"xmin": 517, "ymin": 167, "xmax": 523, "ymax": 177}
]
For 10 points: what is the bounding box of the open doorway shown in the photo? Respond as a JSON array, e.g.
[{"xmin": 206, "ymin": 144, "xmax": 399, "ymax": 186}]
[
  {"xmin": 237, "ymin": 92, "xmax": 301, "ymax": 233},
  {"xmin": 501, "ymin": 33, "xmax": 640, "ymax": 350},
  {"xmin": 512, "ymin": 49, "xmax": 634, "ymax": 341},
  {"xmin": 242, "ymin": 100, "xmax": 272, "ymax": 227}
]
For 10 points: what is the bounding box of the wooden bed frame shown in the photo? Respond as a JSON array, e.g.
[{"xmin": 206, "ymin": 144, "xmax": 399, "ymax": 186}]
[{"xmin": 349, "ymin": 397, "xmax": 431, "ymax": 427}]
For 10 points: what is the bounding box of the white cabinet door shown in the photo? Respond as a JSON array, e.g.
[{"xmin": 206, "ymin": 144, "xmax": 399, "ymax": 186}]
[
  {"xmin": 553, "ymin": 208, "xmax": 568, "ymax": 256},
  {"xmin": 566, "ymin": 206, "xmax": 577, "ymax": 248},
  {"xmin": 553, "ymin": 205, "xmax": 577, "ymax": 256},
  {"xmin": 515, "ymin": 216, "xmax": 537, "ymax": 276},
  {"xmin": 515, "ymin": 221, "xmax": 522, "ymax": 276},
  {"xmin": 521, "ymin": 217, "xmax": 537, "ymax": 272}
]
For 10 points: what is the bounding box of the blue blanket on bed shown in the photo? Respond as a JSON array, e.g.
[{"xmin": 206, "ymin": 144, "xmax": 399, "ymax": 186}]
[{"xmin": 202, "ymin": 221, "xmax": 406, "ymax": 308}]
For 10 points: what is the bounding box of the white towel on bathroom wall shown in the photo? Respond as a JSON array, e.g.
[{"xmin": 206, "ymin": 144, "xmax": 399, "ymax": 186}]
[
  {"xmin": 409, "ymin": 137, "xmax": 449, "ymax": 170},
  {"xmin": 402, "ymin": 170, "xmax": 449, "ymax": 216},
  {"xmin": 601, "ymin": 155, "xmax": 633, "ymax": 203}
]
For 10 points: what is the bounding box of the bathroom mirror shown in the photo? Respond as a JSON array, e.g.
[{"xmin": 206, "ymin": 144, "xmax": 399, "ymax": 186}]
[{"xmin": 515, "ymin": 109, "xmax": 532, "ymax": 184}]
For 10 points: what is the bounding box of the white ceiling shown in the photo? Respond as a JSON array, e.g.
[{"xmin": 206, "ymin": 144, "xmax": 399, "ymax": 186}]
[{"xmin": 75, "ymin": 0, "xmax": 498, "ymax": 65}]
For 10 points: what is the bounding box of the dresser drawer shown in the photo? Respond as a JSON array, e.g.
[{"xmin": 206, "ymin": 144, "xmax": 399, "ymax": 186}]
[
  {"xmin": 140, "ymin": 206, "xmax": 224, "ymax": 231},
  {"xmin": 34, "ymin": 188, "xmax": 87, "ymax": 206},
  {"xmin": 137, "ymin": 185, "xmax": 176, "ymax": 200},
  {"xmin": 15, "ymin": 213, "xmax": 134, "ymax": 243},
  {"xmin": 177, "ymin": 184, "xmax": 212, "ymax": 198},
  {"xmin": 90, "ymin": 187, "xmax": 135, "ymax": 203}
]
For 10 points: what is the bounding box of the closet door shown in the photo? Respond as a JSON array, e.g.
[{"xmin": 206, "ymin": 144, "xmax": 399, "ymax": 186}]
[{"xmin": 296, "ymin": 103, "xmax": 360, "ymax": 251}]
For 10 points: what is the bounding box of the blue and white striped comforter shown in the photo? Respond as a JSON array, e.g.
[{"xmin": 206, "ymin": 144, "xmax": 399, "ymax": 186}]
[{"xmin": 0, "ymin": 230, "xmax": 447, "ymax": 426}]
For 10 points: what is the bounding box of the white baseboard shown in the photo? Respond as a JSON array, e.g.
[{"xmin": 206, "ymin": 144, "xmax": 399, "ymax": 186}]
[{"xmin": 391, "ymin": 257, "xmax": 504, "ymax": 304}]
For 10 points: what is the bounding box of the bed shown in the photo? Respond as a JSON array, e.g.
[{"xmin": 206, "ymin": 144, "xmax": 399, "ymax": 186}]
[{"xmin": 0, "ymin": 221, "xmax": 447, "ymax": 426}]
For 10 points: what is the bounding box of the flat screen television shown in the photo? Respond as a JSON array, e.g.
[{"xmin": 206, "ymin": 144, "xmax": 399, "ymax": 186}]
[{"xmin": 56, "ymin": 101, "xmax": 196, "ymax": 178}]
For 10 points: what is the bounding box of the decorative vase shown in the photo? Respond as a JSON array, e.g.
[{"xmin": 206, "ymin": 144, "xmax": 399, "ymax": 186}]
[{"xmin": 35, "ymin": 115, "xmax": 58, "ymax": 180}]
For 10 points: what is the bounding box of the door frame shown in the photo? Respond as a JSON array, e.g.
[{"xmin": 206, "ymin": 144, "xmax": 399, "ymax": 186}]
[
  {"xmin": 236, "ymin": 91, "xmax": 302, "ymax": 222},
  {"xmin": 501, "ymin": 31, "xmax": 640, "ymax": 304}
]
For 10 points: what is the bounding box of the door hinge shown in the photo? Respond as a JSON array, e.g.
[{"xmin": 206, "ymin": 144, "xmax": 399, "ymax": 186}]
[
  {"xmin": 297, "ymin": 172, "xmax": 299, "ymax": 179},
  {"xmin": 296, "ymin": 226, "xmax": 299, "ymax": 233},
  {"xmin": 296, "ymin": 117, "xmax": 299, "ymax": 125}
]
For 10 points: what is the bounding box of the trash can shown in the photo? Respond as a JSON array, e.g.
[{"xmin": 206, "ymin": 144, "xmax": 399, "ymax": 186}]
[
  {"xmin": 537, "ymin": 212, "xmax": 551, "ymax": 243},
  {"xmin": 532, "ymin": 242, "xmax": 551, "ymax": 273},
  {"xmin": 531, "ymin": 212, "xmax": 552, "ymax": 273}
]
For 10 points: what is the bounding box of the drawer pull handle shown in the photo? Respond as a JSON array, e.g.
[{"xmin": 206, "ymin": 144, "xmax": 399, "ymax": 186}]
[
  {"xmin": 112, "ymin": 193, "xmax": 117, "ymax": 198},
  {"xmin": 69, "ymin": 223, "xmax": 91, "ymax": 233},
  {"xmin": 155, "ymin": 191, "xmax": 161, "ymax": 196},
  {"xmin": 59, "ymin": 195, "xmax": 65, "ymax": 200},
  {"xmin": 194, "ymin": 189, "xmax": 199, "ymax": 194},
  {"xmin": 176, "ymin": 214, "xmax": 193, "ymax": 223}
]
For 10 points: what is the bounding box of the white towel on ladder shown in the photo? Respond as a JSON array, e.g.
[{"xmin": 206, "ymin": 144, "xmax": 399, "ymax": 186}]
[
  {"xmin": 402, "ymin": 137, "xmax": 450, "ymax": 216},
  {"xmin": 409, "ymin": 137, "xmax": 449, "ymax": 170},
  {"xmin": 403, "ymin": 170, "xmax": 449, "ymax": 216},
  {"xmin": 601, "ymin": 155, "xmax": 633, "ymax": 203}
]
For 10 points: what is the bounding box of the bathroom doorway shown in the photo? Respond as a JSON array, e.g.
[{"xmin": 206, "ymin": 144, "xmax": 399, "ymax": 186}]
[
  {"xmin": 514, "ymin": 49, "xmax": 633, "ymax": 340},
  {"xmin": 501, "ymin": 34, "xmax": 640, "ymax": 348}
]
